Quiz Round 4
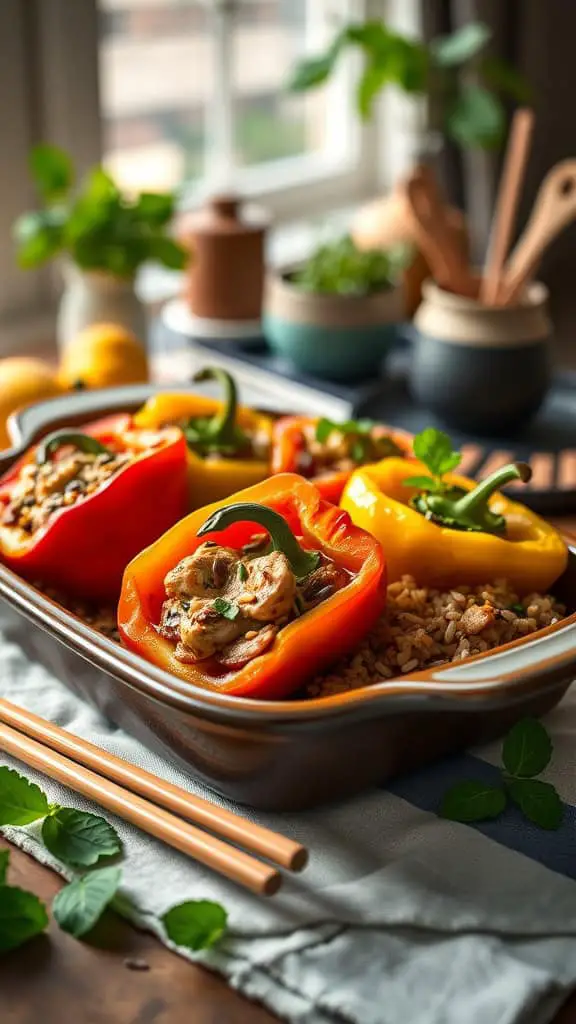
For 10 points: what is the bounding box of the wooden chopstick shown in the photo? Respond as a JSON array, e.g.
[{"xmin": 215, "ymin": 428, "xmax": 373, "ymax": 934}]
[
  {"xmin": 0, "ymin": 720, "xmax": 281, "ymax": 896},
  {"xmin": 480, "ymin": 108, "xmax": 535, "ymax": 305},
  {"xmin": 0, "ymin": 697, "xmax": 307, "ymax": 874}
]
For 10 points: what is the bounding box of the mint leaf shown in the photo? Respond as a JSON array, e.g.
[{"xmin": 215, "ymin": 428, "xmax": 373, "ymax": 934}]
[
  {"xmin": 412, "ymin": 428, "xmax": 461, "ymax": 478},
  {"xmin": 212, "ymin": 598, "xmax": 239, "ymax": 621},
  {"xmin": 52, "ymin": 866, "xmax": 121, "ymax": 937},
  {"xmin": 0, "ymin": 767, "xmax": 51, "ymax": 825},
  {"xmin": 162, "ymin": 899, "xmax": 227, "ymax": 951},
  {"xmin": 42, "ymin": 809, "xmax": 122, "ymax": 868},
  {"xmin": 403, "ymin": 475, "xmax": 439, "ymax": 492},
  {"xmin": 431, "ymin": 22, "xmax": 491, "ymax": 66},
  {"xmin": 315, "ymin": 418, "xmax": 335, "ymax": 444},
  {"xmin": 0, "ymin": 850, "xmax": 8, "ymax": 885},
  {"xmin": 29, "ymin": 143, "xmax": 73, "ymax": 200},
  {"xmin": 447, "ymin": 85, "xmax": 505, "ymax": 149},
  {"xmin": 0, "ymin": 886, "xmax": 48, "ymax": 952},
  {"xmin": 507, "ymin": 779, "xmax": 563, "ymax": 830},
  {"xmin": 502, "ymin": 718, "xmax": 552, "ymax": 778},
  {"xmin": 440, "ymin": 781, "xmax": 507, "ymax": 822}
]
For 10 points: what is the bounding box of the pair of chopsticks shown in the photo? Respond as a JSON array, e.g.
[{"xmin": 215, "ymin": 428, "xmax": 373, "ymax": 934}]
[
  {"xmin": 480, "ymin": 108, "xmax": 535, "ymax": 305},
  {"xmin": 0, "ymin": 697, "xmax": 307, "ymax": 895}
]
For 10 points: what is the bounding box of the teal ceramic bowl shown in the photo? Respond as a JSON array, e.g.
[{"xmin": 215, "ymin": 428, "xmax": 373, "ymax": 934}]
[{"xmin": 264, "ymin": 269, "xmax": 404, "ymax": 382}]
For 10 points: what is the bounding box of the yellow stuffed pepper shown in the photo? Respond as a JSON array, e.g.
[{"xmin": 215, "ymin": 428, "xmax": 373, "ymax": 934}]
[
  {"xmin": 134, "ymin": 367, "xmax": 273, "ymax": 508},
  {"xmin": 341, "ymin": 427, "xmax": 567, "ymax": 594}
]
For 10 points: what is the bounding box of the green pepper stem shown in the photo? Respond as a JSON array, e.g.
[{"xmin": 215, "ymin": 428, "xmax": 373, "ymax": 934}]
[
  {"xmin": 36, "ymin": 430, "xmax": 110, "ymax": 465},
  {"xmin": 449, "ymin": 462, "xmax": 532, "ymax": 519},
  {"xmin": 197, "ymin": 502, "xmax": 320, "ymax": 580},
  {"xmin": 193, "ymin": 367, "xmax": 239, "ymax": 447}
]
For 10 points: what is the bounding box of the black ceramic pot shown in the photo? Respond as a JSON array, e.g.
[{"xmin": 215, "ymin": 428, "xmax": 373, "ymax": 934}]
[{"xmin": 410, "ymin": 280, "xmax": 552, "ymax": 436}]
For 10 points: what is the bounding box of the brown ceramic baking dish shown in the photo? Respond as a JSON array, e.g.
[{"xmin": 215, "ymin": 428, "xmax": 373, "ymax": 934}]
[{"xmin": 0, "ymin": 386, "xmax": 575, "ymax": 811}]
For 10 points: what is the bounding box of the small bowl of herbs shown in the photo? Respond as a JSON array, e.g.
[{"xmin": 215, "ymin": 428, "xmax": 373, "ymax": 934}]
[{"xmin": 264, "ymin": 235, "xmax": 409, "ymax": 381}]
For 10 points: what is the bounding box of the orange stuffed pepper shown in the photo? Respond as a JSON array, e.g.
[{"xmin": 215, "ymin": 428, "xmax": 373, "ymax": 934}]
[{"xmin": 118, "ymin": 473, "xmax": 386, "ymax": 700}]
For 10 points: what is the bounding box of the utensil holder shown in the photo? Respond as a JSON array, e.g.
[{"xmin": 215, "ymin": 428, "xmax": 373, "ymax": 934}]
[{"xmin": 410, "ymin": 280, "xmax": 552, "ymax": 436}]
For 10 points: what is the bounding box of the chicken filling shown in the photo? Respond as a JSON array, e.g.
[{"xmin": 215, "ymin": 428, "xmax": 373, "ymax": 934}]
[
  {"xmin": 158, "ymin": 536, "xmax": 350, "ymax": 669},
  {"xmin": 295, "ymin": 422, "xmax": 403, "ymax": 477},
  {"xmin": 1, "ymin": 450, "xmax": 133, "ymax": 533}
]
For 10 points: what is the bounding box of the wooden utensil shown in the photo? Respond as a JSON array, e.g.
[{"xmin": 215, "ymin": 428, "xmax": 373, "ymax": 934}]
[
  {"xmin": 0, "ymin": 698, "xmax": 310, "ymax": 895},
  {"xmin": 404, "ymin": 166, "xmax": 477, "ymax": 298},
  {"xmin": 0, "ymin": 697, "xmax": 306, "ymax": 872},
  {"xmin": 480, "ymin": 108, "xmax": 535, "ymax": 305},
  {"xmin": 498, "ymin": 159, "xmax": 576, "ymax": 305}
]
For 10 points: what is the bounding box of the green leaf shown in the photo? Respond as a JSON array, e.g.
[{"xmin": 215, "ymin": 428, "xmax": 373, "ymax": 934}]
[
  {"xmin": 42, "ymin": 808, "xmax": 122, "ymax": 868},
  {"xmin": 52, "ymin": 866, "xmax": 121, "ymax": 937},
  {"xmin": 29, "ymin": 144, "xmax": 73, "ymax": 200},
  {"xmin": 212, "ymin": 598, "xmax": 239, "ymax": 621},
  {"xmin": 287, "ymin": 48, "xmax": 339, "ymax": 92},
  {"xmin": 0, "ymin": 886, "xmax": 49, "ymax": 953},
  {"xmin": 147, "ymin": 235, "xmax": 188, "ymax": 270},
  {"xmin": 431, "ymin": 22, "xmax": 491, "ymax": 67},
  {"xmin": 162, "ymin": 899, "xmax": 227, "ymax": 951},
  {"xmin": 238, "ymin": 563, "xmax": 248, "ymax": 583},
  {"xmin": 502, "ymin": 718, "xmax": 552, "ymax": 778},
  {"xmin": 403, "ymin": 475, "xmax": 439, "ymax": 492},
  {"xmin": 507, "ymin": 779, "xmax": 563, "ymax": 830},
  {"xmin": 447, "ymin": 85, "xmax": 505, "ymax": 149},
  {"xmin": 135, "ymin": 192, "xmax": 175, "ymax": 226},
  {"xmin": 0, "ymin": 767, "xmax": 50, "ymax": 826},
  {"xmin": 412, "ymin": 428, "xmax": 461, "ymax": 478},
  {"xmin": 0, "ymin": 850, "xmax": 9, "ymax": 885},
  {"xmin": 357, "ymin": 62, "xmax": 390, "ymax": 119},
  {"xmin": 440, "ymin": 781, "xmax": 507, "ymax": 822},
  {"xmin": 480, "ymin": 56, "xmax": 532, "ymax": 104},
  {"xmin": 315, "ymin": 418, "xmax": 335, "ymax": 444},
  {"xmin": 13, "ymin": 209, "xmax": 65, "ymax": 269}
]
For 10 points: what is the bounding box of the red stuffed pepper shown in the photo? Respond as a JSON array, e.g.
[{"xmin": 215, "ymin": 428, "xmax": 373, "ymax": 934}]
[
  {"xmin": 271, "ymin": 415, "xmax": 413, "ymax": 504},
  {"xmin": 0, "ymin": 414, "xmax": 188, "ymax": 601},
  {"xmin": 118, "ymin": 473, "xmax": 386, "ymax": 700}
]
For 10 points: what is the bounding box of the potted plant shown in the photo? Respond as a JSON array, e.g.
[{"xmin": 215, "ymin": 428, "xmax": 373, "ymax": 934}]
[
  {"xmin": 13, "ymin": 145, "xmax": 188, "ymax": 350},
  {"xmin": 288, "ymin": 19, "xmax": 530, "ymax": 314},
  {"xmin": 264, "ymin": 235, "xmax": 409, "ymax": 381}
]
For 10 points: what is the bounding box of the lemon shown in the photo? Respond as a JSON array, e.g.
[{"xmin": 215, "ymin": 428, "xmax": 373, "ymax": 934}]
[
  {"xmin": 59, "ymin": 322, "xmax": 149, "ymax": 391},
  {"xmin": 0, "ymin": 357, "xmax": 65, "ymax": 450}
]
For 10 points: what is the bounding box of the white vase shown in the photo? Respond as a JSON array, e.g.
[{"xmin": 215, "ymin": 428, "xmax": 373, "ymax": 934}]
[{"xmin": 56, "ymin": 263, "xmax": 148, "ymax": 353}]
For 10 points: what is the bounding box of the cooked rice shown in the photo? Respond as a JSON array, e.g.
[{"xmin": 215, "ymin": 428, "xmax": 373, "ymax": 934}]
[
  {"xmin": 36, "ymin": 574, "xmax": 566, "ymax": 699},
  {"xmin": 307, "ymin": 576, "xmax": 566, "ymax": 698}
]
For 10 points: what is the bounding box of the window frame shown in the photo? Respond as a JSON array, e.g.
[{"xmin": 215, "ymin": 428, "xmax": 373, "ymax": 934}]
[{"xmin": 0, "ymin": 0, "xmax": 387, "ymax": 353}]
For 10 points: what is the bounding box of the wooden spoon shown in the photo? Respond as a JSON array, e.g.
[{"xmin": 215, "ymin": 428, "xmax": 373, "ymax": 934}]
[
  {"xmin": 404, "ymin": 166, "xmax": 477, "ymax": 298},
  {"xmin": 498, "ymin": 159, "xmax": 576, "ymax": 305}
]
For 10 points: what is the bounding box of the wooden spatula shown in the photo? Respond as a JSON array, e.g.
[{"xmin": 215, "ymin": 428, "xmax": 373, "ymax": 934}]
[
  {"xmin": 498, "ymin": 159, "xmax": 576, "ymax": 305},
  {"xmin": 404, "ymin": 165, "xmax": 477, "ymax": 298}
]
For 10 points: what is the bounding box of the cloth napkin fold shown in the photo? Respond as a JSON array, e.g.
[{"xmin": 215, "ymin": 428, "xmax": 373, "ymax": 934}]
[{"xmin": 1, "ymin": 600, "xmax": 576, "ymax": 1024}]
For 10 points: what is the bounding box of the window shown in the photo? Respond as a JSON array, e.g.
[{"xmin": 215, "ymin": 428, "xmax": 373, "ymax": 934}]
[
  {"xmin": 98, "ymin": 0, "xmax": 378, "ymax": 219},
  {"xmin": 0, "ymin": 0, "xmax": 383, "ymax": 349}
]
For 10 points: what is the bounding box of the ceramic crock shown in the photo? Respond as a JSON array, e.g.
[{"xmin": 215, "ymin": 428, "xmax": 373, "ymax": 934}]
[
  {"xmin": 264, "ymin": 268, "xmax": 404, "ymax": 382},
  {"xmin": 57, "ymin": 263, "xmax": 147, "ymax": 353},
  {"xmin": 410, "ymin": 280, "xmax": 552, "ymax": 436}
]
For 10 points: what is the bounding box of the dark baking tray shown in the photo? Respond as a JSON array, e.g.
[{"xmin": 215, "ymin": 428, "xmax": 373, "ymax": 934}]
[{"xmin": 1, "ymin": 385, "xmax": 575, "ymax": 811}]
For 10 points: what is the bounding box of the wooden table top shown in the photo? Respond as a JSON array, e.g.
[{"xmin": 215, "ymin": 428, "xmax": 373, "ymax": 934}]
[{"xmin": 3, "ymin": 515, "xmax": 576, "ymax": 1023}]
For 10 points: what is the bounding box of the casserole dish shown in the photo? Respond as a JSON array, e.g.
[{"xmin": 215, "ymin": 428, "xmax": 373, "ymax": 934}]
[{"xmin": 0, "ymin": 386, "xmax": 575, "ymax": 811}]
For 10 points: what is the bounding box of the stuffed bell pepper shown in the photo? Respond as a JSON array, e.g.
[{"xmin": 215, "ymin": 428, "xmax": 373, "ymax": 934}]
[
  {"xmin": 271, "ymin": 414, "xmax": 413, "ymax": 504},
  {"xmin": 341, "ymin": 427, "xmax": 567, "ymax": 594},
  {"xmin": 118, "ymin": 473, "xmax": 386, "ymax": 700},
  {"xmin": 134, "ymin": 367, "xmax": 273, "ymax": 508},
  {"xmin": 0, "ymin": 414, "xmax": 188, "ymax": 601}
]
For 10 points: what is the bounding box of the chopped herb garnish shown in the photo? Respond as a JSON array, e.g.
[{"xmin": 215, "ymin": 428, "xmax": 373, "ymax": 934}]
[
  {"xmin": 212, "ymin": 597, "xmax": 240, "ymax": 620},
  {"xmin": 238, "ymin": 563, "xmax": 248, "ymax": 582},
  {"xmin": 509, "ymin": 602, "xmax": 525, "ymax": 615},
  {"xmin": 315, "ymin": 417, "xmax": 375, "ymax": 446}
]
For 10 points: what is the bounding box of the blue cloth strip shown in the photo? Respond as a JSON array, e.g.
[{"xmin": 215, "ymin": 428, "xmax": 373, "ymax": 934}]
[{"xmin": 384, "ymin": 754, "xmax": 576, "ymax": 880}]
